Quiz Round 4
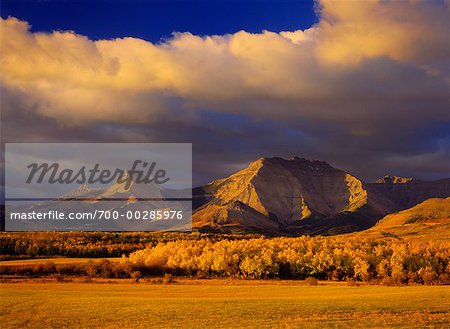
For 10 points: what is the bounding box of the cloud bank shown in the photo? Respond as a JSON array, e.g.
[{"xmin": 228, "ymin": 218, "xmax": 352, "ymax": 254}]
[{"xmin": 1, "ymin": 0, "xmax": 449, "ymax": 184}]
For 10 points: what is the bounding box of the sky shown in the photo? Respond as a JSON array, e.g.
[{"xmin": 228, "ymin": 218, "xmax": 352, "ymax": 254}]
[
  {"xmin": 1, "ymin": 0, "xmax": 449, "ymax": 186},
  {"xmin": 0, "ymin": 0, "xmax": 318, "ymax": 42}
]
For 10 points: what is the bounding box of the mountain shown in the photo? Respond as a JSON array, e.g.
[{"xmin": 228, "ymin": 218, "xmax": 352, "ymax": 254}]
[
  {"xmin": 365, "ymin": 176, "xmax": 450, "ymax": 210},
  {"xmin": 357, "ymin": 197, "xmax": 450, "ymax": 240},
  {"xmin": 60, "ymin": 184, "xmax": 96, "ymax": 199},
  {"xmin": 7, "ymin": 155, "xmax": 449, "ymax": 235},
  {"xmin": 6, "ymin": 175, "xmax": 191, "ymax": 231},
  {"xmin": 192, "ymin": 157, "xmax": 450, "ymax": 235},
  {"xmin": 58, "ymin": 172, "xmax": 164, "ymax": 201}
]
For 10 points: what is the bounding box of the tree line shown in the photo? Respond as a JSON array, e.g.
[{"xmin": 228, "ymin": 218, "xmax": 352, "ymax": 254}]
[
  {"xmin": 0, "ymin": 232, "xmax": 259, "ymax": 259},
  {"xmin": 126, "ymin": 237, "xmax": 450, "ymax": 284},
  {"xmin": 1, "ymin": 233, "xmax": 449, "ymax": 285}
]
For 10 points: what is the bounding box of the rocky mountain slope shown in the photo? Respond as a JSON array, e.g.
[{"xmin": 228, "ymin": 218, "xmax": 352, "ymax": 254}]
[
  {"xmin": 365, "ymin": 176, "xmax": 450, "ymax": 210},
  {"xmin": 193, "ymin": 157, "xmax": 450, "ymax": 235}
]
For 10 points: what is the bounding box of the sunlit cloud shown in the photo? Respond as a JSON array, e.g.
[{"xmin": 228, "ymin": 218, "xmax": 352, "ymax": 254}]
[{"xmin": 1, "ymin": 0, "xmax": 449, "ymax": 183}]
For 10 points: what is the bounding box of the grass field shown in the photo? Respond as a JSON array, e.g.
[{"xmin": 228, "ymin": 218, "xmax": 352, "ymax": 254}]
[{"xmin": 1, "ymin": 281, "xmax": 449, "ymax": 328}]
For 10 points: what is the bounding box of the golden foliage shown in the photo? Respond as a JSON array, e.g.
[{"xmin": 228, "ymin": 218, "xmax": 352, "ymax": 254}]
[{"xmin": 126, "ymin": 236, "xmax": 450, "ymax": 284}]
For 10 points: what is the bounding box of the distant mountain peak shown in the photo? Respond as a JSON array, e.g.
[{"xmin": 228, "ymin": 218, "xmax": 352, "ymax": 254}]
[{"xmin": 60, "ymin": 183, "xmax": 93, "ymax": 199}]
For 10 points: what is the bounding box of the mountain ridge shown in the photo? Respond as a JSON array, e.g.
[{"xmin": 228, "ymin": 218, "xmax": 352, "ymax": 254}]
[{"xmin": 193, "ymin": 156, "xmax": 450, "ymax": 235}]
